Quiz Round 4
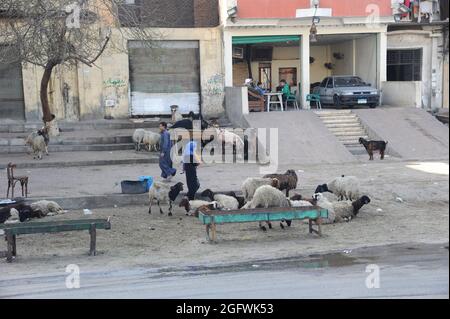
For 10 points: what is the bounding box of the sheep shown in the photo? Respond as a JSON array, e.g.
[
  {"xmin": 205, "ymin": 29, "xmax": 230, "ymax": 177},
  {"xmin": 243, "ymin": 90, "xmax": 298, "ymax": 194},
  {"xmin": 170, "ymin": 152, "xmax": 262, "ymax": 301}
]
[
  {"xmin": 290, "ymin": 193, "xmax": 319, "ymax": 206},
  {"xmin": 315, "ymin": 193, "xmax": 371, "ymax": 224},
  {"xmin": 132, "ymin": 129, "xmax": 146, "ymax": 152},
  {"xmin": 264, "ymin": 170, "xmax": 298, "ymax": 197},
  {"xmin": 148, "ymin": 182, "xmax": 184, "ymax": 216},
  {"xmin": 241, "ymin": 185, "xmax": 291, "ymax": 231},
  {"xmin": 214, "ymin": 127, "xmax": 245, "ymax": 158},
  {"xmin": 170, "ymin": 105, "xmax": 183, "ymax": 123},
  {"xmin": 37, "ymin": 127, "xmax": 50, "ymax": 155},
  {"xmin": 179, "ymin": 197, "xmax": 221, "ymax": 216},
  {"xmin": 241, "ymin": 177, "xmax": 280, "ymax": 202},
  {"xmin": 25, "ymin": 132, "xmax": 46, "ymax": 160},
  {"xmin": 289, "ymin": 200, "xmax": 313, "ymax": 207},
  {"xmin": 315, "ymin": 175, "xmax": 361, "ymax": 201},
  {"xmin": 0, "ymin": 204, "xmax": 42, "ymax": 224},
  {"xmin": 142, "ymin": 130, "xmax": 160, "ymax": 152},
  {"xmin": 4, "ymin": 208, "xmax": 20, "ymax": 224},
  {"xmin": 30, "ymin": 200, "xmax": 64, "ymax": 217},
  {"xmin": 200, "ymin": 189, "xmax": 240, "ymax": 210}
]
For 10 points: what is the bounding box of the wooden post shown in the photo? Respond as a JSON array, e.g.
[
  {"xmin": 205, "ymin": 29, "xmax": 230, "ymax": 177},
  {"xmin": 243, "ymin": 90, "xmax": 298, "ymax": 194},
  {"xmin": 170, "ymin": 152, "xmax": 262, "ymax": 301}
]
[
  {"xmin": 89, "ymin": 224, "xmax": 97, "ymax": 256},
  {"xmin": 210, "ymin": 223, "xmax": 217, "ymax": 243},
  {"xmin": 6, "ymin": 232, "xmax": 13, "ymax": 263},
  {"xmin": 316, "ymin": 218, "xmax": 322, "ymax": 237},
  {"xmin": 12, "ymin": 235, "xmax": 17, "ymax": 257},
  {"xmin": 206, "ymin": 224, "xmax": 211, "ymax": 242}
]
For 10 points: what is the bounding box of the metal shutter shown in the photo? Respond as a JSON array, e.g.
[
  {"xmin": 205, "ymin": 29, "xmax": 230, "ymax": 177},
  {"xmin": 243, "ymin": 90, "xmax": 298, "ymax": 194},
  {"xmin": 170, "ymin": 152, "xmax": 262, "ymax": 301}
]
[
  {"xmin": 128, "ymin": 40, "xmax": 200, "ymax": 116},
  {"xmin": 0, "ymin": 61, "xmax": 25, "ymax": 120}
]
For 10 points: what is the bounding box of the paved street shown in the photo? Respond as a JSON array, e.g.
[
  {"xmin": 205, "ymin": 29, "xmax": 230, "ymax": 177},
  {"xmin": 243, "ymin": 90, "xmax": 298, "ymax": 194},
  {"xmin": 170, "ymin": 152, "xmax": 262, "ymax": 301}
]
[{"xmin": 0, "ymin": 243, "xmax": 447, "ymax": 299}]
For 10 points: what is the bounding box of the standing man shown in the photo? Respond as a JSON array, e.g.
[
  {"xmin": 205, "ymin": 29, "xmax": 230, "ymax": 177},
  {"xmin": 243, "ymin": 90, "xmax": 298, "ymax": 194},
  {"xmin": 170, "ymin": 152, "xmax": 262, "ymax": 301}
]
[
  {"xmin": 183, "ymin": 138, "xmax": 201, "ymax": 200},
  {"xmin": 159, "ymin": 122, "xmax": 176, "ymax": 182}
]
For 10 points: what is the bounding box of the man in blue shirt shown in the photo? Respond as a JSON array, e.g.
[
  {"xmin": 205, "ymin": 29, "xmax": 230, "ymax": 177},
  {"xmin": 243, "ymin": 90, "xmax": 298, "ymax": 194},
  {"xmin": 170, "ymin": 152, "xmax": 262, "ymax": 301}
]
[{"xmin": 159, "ymin": 122, "xmax": 176, "ymax": 182}]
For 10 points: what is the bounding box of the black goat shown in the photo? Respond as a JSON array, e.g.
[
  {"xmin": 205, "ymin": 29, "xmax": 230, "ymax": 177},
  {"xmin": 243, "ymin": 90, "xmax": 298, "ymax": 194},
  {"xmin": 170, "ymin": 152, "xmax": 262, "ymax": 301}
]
[{"xmin": 359, "ymin": 138, "xmax": 388, "ymax": 161}]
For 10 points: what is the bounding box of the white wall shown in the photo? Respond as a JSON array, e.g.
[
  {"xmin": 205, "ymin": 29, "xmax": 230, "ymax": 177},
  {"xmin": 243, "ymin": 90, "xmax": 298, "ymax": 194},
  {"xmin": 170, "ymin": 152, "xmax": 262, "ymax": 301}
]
[
  {"xmin": 310, "ymin": 45, "xmax": 332, "ymax": 84},
  {"xmin": 330, "ymin": 40, "xmax": 354, "ymax": 76},
  {"xmin": 382, "ymin": 81, "xmax": 422, "ymax": 107},
  {"xmin": 355, "ymin": 35, "xmax": 378, "ymax": 88}
]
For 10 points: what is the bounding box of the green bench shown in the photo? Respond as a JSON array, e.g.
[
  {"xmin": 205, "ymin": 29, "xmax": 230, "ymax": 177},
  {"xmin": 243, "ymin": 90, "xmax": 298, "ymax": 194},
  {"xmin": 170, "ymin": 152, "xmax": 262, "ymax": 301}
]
[
  {"xmin": 0, "ymin": 218, "xmax": 111, "ymax": 263},
  {"xmin": 198, "ymin": 206, "xmax": 328, "ymax": 242}
]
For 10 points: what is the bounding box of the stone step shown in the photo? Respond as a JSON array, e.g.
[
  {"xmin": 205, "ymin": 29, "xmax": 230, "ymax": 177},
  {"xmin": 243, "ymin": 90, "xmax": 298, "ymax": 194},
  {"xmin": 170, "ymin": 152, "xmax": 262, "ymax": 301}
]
[
  {"xmin": 1, "ymin": 143, "xmax": 136, "ymax": 154},
  {"xmin": 317, "ymin": 115, "xmax": 358, "ymax": 121},
  {"xmin": 0, "ymin": 119, "xmax": 163, "ymax": 133},
  {"xmin": 339, "ymin": 136, "xmax": 368, "ymax": 143},
  {"xmin": 314, "ymin": 110, "xmax": 353, "ymax": 115},
  {"xmin": 328, "ymin": 127, "xmax": 366, "ymax": 133},
  {"xmin": 322, "ymin": 120, "xmax": 361, "ymax": 126},
  {"xmin": 323, "ymin": 123, "xmax": 362, "ymax": 129}
]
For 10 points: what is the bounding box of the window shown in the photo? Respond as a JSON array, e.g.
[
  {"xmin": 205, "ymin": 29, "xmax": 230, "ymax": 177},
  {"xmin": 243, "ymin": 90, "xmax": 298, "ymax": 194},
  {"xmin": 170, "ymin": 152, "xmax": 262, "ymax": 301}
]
[
  {"xmin": 320, "ymin": 78, "xmax": 328, "ymax": 87},
  {"xmin": 279, "ymin": 67, "xmax": 297, "ymax": 88},
  {"xmin": 326, "ymin": 78, "xmax": 334, "ymax": 88},
  {"xmin": 387, "ymin": 49, "xmax": 422, "ymax": 81}
]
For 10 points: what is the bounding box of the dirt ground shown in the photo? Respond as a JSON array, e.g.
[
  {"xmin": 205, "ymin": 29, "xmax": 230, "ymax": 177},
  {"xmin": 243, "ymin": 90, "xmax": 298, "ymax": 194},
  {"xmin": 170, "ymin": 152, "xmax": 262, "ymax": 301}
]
[{"xmin": 1, "ymin": 160, "xmax": 448, "ymax": 279}]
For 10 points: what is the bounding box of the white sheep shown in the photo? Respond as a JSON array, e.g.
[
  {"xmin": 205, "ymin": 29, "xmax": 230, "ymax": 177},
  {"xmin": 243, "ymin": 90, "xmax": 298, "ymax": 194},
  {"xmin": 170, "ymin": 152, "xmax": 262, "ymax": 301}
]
[
  {"xmin": 25, "ymin": 132, "xmax": 46, "ymax": 160},
  {"xmin": 200, "ymin": 189, "xmax": 239, "ymax": 210},
  {"xmin": 132, "ymin": 129, "xmax": 145, "ymax": 151},
  {"xmin": 215, "ymin": 128, "xmax": 245, "ymax": 158},
  {"xmin": 142, "ymin": 130, "xmax": 160, "ymax": 152},
  {"xmin": 289, "ymin": 200, "xmax": 313, "ymax": 207},
  {"xmin": 148, "ymin": 182, "xmax": 184, "ymax": 216},
  {"xmin": 315, "ymin": 193, "xmax": 371, "ymax": 224},
  {"xmin": 4, "ymin": 208, "xmax": 20, "ymax": 224},
  {"xmin": 170, "ymin": 105, "xmax": 183, "ymax": 123},
  {"xmin": 242, "ymin": 185, "xmax": 291, "ymax": 230},
  {"xmin": 241, "ymin": 177, "xmax": 279, "ymax": 202},
  {"xmin": 30, "ymin": 200, "xmax": 64, "ymax": 217},
  {"xmin": 179, "ymin": 198, "xmax": 221, "ymax": 215},
  {"xmin": 315, "ymin": 176, "xmax": 361, "ymax": 201}
]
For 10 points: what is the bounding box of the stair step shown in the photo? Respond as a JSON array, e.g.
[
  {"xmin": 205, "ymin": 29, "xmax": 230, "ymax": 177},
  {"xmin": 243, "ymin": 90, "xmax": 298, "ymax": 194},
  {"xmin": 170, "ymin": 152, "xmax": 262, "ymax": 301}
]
[
  {"xmin": 1, "ymin": 143, "xmax": 136, "ymax": 154},
  {"xmin": 333, "ymin": 132, "xmax": 367, "ymax": 137},
  {"xmin": 322, "ymin": 120, "xmax": 361, "ymax": 125},
  {"xmin": 323, "ymin": 123, "xmax": 362, "ymax": 129}
]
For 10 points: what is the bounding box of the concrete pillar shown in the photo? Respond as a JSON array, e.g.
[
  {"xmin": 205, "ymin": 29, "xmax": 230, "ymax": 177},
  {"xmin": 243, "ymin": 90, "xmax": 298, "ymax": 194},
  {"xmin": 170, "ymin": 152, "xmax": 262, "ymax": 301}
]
[
  {"xmin": 377, "ymin": 32, "xmax": 387, "ymax": 91},
  {"xmin": 224, "ymin": 31, "xmax": 233, "ymax": 87},
  {"xmin": 300, "ymin": 34, "xmax": 310, "ymax": 109}
]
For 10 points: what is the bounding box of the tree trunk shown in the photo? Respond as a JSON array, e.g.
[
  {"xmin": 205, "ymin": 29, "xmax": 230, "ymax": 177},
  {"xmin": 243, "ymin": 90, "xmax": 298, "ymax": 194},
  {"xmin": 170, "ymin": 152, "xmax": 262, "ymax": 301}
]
[{"xmin": 40, "ymin": 63, "xmax": 55, "ymax": 123}]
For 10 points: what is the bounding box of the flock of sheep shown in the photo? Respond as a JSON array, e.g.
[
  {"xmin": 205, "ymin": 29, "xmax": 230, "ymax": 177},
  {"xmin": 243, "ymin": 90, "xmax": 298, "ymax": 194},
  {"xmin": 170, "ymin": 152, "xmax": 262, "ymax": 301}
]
[
  {"xmin": 148, "ymin": 171, "xmax": 372, "ymax": 231},
  {"xmin": 0, "ymin": 200, "xmax": 65, "ymax": 224}
]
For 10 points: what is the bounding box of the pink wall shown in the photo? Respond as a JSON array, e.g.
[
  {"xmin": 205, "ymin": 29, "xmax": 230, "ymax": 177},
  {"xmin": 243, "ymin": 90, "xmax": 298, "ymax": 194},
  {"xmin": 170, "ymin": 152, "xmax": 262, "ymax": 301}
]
[{"xmin": 236, "ymin": 0, "xmax": 392, "ymax": 19}]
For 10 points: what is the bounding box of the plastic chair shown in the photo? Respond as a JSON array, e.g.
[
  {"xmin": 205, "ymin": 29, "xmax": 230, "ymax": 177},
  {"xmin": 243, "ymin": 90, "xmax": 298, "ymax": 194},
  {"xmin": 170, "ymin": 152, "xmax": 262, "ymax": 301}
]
[
  {"xmin": 307, "ymin": 94, "xmax": 322, "ymax": 110},
  {"xmin": 285, "ymin": 90, "xmax": 300, "ymax": 110}
]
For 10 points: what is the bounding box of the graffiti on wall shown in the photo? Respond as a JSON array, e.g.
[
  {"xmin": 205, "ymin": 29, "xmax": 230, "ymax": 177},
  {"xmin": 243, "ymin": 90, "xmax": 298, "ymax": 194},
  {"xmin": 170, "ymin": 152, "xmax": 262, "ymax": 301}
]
[
  {"xmin": 103, "ymin": 78, "xmax": 126, "ymax": 88},
  {"xmin": 205, "ymin": 73, "xmax": 224, "ymax": 96}
]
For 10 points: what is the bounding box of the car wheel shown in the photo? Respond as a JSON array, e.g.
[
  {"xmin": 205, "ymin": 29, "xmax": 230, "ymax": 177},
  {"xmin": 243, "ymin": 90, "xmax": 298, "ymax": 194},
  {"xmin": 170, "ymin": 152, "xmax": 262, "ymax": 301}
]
[
  {"xmin": 333, "ymin": 95, "xmax": 341, "ymax": 108},
  {"xmin": 369, "ymin": 103, "xmax": 377, "ymax": 109}
]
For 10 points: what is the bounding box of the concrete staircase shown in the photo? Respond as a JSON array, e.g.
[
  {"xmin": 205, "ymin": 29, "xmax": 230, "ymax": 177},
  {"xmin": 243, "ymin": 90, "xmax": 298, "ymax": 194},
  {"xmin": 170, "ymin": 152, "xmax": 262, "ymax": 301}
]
[
  {"xmin": 314, "ymin": 110, "xmax": 368, "ymax": 155},
  {"xmin": 0, "ymin": 120, "xmax": 162, "ymax": 154}
]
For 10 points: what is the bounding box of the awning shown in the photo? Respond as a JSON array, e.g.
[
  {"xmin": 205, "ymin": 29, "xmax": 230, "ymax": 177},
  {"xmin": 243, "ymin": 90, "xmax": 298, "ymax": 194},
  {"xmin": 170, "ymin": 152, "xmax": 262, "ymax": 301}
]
[{"xmin": 232, "ymin": 35, "xmax": 300, "ymax": 45}]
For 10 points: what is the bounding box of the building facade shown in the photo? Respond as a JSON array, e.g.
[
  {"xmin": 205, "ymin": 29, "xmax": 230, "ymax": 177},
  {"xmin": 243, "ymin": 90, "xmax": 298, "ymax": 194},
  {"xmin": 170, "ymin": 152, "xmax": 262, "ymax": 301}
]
[
  {"xmin": 220, "ymin": 0, "xmax": 448, "ymax": 110},
  {"xmin": 0, "ymin": 0, "xmax": 225, "ymax": 122}
]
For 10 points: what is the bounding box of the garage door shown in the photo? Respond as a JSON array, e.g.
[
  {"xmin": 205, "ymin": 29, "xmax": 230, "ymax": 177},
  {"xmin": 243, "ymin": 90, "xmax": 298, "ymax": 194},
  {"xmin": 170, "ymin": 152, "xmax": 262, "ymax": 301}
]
[
  {"xmin": 0, "ymin": 61, "xmax": 25, "ymax": 120},
  {"xmin": 129, "ymin": 40, "xmax": 200, "ymax": 116}
]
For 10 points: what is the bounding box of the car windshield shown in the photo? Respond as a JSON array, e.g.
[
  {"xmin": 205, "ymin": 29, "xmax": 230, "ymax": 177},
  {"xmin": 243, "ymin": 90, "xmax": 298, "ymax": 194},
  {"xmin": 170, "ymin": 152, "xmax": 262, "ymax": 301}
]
[{"xmin": 334, "ymin": 77, "xmax": 366, "ymax": 87}]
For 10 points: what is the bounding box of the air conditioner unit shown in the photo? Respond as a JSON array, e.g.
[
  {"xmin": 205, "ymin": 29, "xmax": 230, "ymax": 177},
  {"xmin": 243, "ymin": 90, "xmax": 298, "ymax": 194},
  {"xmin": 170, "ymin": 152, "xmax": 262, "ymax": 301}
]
[{"xmin": 232, "ymin": 47, "xmax": 244, "ymax": 59}]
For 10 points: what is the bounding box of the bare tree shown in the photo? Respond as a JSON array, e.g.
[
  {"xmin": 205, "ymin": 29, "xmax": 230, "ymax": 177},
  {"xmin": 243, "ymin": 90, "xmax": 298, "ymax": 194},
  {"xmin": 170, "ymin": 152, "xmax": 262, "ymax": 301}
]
[{"xmin": 0, "ymin": 0, "xmax": 158, "ymax": 123}]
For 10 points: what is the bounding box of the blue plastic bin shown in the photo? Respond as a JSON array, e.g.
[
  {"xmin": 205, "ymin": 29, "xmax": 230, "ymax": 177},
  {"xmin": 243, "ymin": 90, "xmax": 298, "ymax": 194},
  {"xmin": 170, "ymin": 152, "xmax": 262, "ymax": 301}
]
[{"xmin": 139, "ymin": 176, "xmax": 154, "ymax": 192}]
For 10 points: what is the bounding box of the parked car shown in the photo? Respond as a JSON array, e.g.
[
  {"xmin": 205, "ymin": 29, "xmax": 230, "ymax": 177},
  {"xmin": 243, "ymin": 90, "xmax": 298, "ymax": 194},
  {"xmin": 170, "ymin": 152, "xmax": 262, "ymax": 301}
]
[{"xmin": 313, "ymin": 76, "xmax": 380, "ymax": 108}]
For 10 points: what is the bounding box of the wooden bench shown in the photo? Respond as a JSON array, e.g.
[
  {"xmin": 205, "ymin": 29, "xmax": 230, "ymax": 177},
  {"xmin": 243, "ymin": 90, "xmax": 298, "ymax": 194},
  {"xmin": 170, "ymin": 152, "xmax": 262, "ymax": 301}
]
[
  {"xmin": 0, "ymin": 218, "xmax": 111, "ymax": 263},
  {"xmin": 248, "ymin": 90, "xmax": 265, "ymax": 112},
  {"xmin": 198, "ymin": 206, "xmax": 328, "ymax": 242}
]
